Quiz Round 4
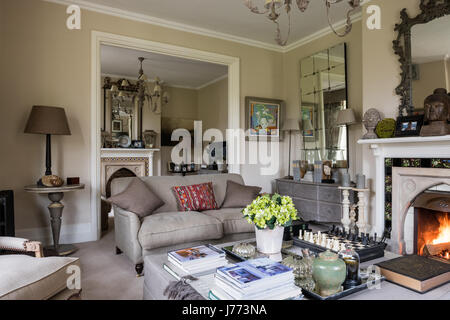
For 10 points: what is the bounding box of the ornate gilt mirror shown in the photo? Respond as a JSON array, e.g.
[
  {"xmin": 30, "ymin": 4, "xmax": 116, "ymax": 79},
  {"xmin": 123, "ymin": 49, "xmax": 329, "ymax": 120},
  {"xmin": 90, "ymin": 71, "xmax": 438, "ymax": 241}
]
[{"xmin": 393, "ymin": 0, "xmax": 450, "ymax": 116}]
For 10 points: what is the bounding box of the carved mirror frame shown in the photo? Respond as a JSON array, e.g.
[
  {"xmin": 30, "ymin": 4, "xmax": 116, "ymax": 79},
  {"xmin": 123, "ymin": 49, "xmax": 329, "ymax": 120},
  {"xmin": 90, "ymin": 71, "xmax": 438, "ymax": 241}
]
[{"xmin": 393, "ymin": 0, "xmax": 450, "ymax": 117}]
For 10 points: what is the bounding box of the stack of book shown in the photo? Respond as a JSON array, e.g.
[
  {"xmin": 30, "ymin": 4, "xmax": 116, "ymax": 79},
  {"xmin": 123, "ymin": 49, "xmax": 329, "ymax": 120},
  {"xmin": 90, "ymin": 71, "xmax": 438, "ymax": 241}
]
[
  {"xmin": 167, "ymin": 245, "xmax": 227, "ymax": 274},
  {"xmin": 209, "ymin": 258, "xmax": 302, "ymax": 300}
]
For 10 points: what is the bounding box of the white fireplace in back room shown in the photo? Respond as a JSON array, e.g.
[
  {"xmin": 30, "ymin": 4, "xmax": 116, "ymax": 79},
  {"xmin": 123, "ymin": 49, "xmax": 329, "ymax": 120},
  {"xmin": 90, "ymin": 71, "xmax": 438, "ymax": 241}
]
[{"xmin": 358, "ymin": 136, "xmax": 450, "ymax": 254}]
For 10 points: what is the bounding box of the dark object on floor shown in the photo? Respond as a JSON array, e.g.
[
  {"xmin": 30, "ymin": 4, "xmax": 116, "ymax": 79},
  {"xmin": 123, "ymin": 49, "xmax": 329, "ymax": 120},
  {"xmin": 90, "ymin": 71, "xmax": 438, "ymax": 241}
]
[
  {"xmin": 0, "ymin": 190, "xmax": 14, "ymax": 237},
  {"xmin": 135, "ymin": 263, "xmax": 144, "ymax": 276},
  {"xmin": 116, "ymin": 246, "xmax": 122, "ymax": 255},
  {"xmin": 163, "ymin": 276, "xmax": 205, "ymax": 300},
  {"xmin": 376, "ymin": 255, "xmax": 450, "ymax": 293},
  {"xmin": 67, "ymin": 177, "xmax": 80, "ymax": 185}
]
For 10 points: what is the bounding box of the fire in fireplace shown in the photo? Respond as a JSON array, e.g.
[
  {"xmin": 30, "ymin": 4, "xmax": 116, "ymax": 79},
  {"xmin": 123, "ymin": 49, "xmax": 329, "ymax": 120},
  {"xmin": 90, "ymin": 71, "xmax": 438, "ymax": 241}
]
[{"xmin": 414, "ymin": 191, "xmax": 450, "ymax": 263}]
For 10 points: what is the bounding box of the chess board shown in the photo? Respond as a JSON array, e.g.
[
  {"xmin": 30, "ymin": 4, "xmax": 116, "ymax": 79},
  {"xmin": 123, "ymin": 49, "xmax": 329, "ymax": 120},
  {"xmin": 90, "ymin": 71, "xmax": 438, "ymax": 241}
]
[{"xmin": 293, "ymin": 233, "xmax": 387, "ymax": 263}]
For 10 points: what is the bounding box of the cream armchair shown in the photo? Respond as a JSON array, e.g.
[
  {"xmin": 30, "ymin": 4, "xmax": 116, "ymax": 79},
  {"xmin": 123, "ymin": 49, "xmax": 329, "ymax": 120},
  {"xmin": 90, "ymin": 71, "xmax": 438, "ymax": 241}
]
[{"xmin": 0, "ymin": 237, "xmax": 81, "ymax": 300}]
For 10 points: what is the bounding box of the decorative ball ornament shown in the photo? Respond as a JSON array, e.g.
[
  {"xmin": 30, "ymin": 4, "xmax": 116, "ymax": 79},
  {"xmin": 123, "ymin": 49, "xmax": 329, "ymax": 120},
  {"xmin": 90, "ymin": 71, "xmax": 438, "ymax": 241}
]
[{"xmin": 375, "ymin": 118, "xmax": 396, "ymax": 138}]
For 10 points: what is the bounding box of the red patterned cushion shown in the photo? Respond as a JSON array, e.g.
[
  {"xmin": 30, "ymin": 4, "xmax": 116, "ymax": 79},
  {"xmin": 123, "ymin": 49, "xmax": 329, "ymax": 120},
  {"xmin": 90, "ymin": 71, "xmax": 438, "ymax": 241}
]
[{"xmin": 172, "ymin": 182, "xmax": 218, "ymax": 212}]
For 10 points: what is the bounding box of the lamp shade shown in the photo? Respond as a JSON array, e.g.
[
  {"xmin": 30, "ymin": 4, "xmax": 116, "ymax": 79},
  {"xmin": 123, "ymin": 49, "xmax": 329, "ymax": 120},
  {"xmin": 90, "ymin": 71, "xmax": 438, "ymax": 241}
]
[
  {"xmin": 282, "ymin": 119, "xmax": 301, "ymax": 131},
  {"xmin": 24, "ymin": 106, "xmax": 71, "ymax": 135},
  {"xmin": 336, "ymin": 108, "xmax": 356, "ymax": 125}
]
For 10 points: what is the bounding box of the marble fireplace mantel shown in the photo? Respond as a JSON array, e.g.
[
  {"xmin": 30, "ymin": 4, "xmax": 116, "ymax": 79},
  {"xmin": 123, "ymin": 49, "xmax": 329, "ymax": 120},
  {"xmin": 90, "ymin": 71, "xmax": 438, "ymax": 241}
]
[
  {"xmin": 358, "ymin": 135, "xmax": 450, "ymax": 249},
  {"xmin": 100, "ymin": 148, "xmax": 160, "ymax": 198},
  {"xmin": 100, "ymin": 148, "xmax": 159, "ymax": 175}
]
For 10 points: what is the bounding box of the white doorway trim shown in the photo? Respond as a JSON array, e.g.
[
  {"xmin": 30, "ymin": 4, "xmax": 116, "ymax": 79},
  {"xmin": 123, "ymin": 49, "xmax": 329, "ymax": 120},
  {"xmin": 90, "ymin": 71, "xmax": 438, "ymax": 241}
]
[{"xmin": 91, "ymin": 31, "xmax": 241, "ymax": 240}]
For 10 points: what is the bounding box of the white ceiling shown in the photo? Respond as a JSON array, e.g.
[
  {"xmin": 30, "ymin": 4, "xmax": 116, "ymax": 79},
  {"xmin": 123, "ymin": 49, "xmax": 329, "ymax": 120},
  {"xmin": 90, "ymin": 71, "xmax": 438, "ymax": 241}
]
[
  {"xmin": 412, "ymin": 15, "xmax": 450, "ymax": 64},
  {"xmin": 52, "ymin": 0, "xmax": 362, "ymax": 50},
  {"xmin": 101, "ymin": 45, "xmax": 228, "ymax": 89}
]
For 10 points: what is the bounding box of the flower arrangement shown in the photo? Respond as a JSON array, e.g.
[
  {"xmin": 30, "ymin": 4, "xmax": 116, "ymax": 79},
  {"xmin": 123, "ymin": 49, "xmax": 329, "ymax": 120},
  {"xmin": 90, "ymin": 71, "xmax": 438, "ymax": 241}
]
[{"xmin": 243, "ymin": 194, "xmax": 298, "ymax": 230}]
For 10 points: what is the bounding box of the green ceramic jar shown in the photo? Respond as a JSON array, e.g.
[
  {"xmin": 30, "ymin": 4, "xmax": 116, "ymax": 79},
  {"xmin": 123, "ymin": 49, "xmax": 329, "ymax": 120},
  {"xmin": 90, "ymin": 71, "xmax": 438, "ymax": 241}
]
[{"xmin": 312, "ymin": 250, "xmax": 346, "ymax": 297}]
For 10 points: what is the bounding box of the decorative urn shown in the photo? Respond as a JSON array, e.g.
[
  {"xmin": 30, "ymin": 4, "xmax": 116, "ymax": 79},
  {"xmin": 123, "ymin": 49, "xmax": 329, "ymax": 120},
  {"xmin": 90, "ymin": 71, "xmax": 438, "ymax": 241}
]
[{"xmin": 312, "ymin": 250, "xmax": 346, "ymax": 297}]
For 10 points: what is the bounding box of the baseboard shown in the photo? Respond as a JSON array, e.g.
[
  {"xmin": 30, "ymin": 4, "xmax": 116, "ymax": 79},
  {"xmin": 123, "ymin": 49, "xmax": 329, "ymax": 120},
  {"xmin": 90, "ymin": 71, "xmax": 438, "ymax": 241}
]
[{"xmin": 15, "ymin": 222, "xmax": 96, "ymax": 246}]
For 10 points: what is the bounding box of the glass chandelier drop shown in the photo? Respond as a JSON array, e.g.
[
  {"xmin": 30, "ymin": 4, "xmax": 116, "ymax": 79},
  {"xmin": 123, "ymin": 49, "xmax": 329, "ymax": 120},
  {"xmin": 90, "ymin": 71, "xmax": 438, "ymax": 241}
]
[{"xmin": 244, "ymin": 0, "xmax": 361, "ymax": 46}]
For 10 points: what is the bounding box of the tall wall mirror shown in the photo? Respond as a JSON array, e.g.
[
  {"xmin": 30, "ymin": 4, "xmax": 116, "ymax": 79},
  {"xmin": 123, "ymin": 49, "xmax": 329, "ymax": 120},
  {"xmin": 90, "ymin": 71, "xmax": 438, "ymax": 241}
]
[
  {"xmin": 394, "ymin": 0, "xmax": 450, "ymax": 116},
  {"xmin": 299, "ymin": 43, "xmax": 349, "ymax": 168}
]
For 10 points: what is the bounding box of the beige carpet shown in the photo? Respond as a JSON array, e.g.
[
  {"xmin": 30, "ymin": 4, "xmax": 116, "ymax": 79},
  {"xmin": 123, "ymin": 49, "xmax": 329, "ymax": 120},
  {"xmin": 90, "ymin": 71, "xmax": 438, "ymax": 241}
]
[{"xmin": 74, "ymin": 219, "xmax": 144, "ymax": 300}]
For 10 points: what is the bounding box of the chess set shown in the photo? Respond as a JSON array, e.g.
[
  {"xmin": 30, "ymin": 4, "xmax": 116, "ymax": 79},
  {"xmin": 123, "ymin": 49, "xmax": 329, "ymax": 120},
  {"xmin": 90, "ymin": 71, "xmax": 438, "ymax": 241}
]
[{"xmin": 293, "ymin": 225, "xmax": 388, "ymax": 263}]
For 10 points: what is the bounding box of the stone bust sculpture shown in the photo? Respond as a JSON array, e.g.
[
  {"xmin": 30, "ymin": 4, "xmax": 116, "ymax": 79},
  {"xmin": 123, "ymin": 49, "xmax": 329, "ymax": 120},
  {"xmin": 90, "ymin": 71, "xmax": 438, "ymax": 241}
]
[
  {"xmin": 420, "ymin": 88, "xmax": 450, "ymax": 137},
  {"xmin": 362, "ymin": 108, "xmax": 382, "ymax": 139}
]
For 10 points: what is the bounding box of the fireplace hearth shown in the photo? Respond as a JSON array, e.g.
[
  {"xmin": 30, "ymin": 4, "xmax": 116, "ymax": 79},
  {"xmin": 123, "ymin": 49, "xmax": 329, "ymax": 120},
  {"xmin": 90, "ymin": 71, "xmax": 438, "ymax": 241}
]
[{"xmin": 414, "ymin": 191, "xmax": 450, "ymax": 264}]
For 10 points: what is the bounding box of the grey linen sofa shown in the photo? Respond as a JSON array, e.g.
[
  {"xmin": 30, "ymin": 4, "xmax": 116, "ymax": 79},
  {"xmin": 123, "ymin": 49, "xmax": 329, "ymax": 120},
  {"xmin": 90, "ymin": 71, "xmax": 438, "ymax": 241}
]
[{"xmin": 110, "ymin": 173, "xmax": 255, "ymax": 275}]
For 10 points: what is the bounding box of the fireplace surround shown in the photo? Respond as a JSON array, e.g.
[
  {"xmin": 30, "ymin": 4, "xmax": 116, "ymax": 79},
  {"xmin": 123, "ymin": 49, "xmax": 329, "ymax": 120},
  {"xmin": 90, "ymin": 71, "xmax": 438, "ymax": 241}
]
[{"xmin": 359, "ymin": 136, "xmax": 450, "ymax": 254}]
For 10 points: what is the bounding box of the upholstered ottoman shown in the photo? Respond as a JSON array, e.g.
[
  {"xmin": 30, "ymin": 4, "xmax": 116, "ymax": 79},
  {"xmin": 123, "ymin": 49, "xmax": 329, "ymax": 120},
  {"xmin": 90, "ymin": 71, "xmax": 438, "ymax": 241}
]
[{"xmin": 0, "ymin": 255, "xmax": 81, "ymax": 300}]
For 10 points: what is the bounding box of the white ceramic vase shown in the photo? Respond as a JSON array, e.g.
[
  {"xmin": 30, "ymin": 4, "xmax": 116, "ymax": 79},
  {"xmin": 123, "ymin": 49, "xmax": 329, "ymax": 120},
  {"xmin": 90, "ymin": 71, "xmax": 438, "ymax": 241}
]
[{"xmin": 255, "ymin": 225, "xmax": 284, "ymax": 254}]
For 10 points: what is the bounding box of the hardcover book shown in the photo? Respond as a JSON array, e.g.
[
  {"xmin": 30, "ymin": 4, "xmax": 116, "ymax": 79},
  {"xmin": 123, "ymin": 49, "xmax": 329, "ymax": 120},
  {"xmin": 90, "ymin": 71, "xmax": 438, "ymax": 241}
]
[
  {"xmin": 217, "ymin": 258, "xmax": 292, "ymax": 288},
  {"xmin": 376, "ymin": 255, "xmax": 450, "ymax": 293},
  {"xmin": 168, "ymin": 245, "xmax": 224, "ymax": 265}
]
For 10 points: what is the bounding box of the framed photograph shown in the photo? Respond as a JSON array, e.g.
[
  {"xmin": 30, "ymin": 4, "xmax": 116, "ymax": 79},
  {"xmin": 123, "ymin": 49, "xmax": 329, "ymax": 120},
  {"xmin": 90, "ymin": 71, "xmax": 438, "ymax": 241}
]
[
  {"xmin": 112, "ymin": 120, "xmax": 122, "ymax": 133},
  {"xmin": 131, "ymin": 140, "xmax": 145, "ymax": 149},
  {"xmin": 394, "ymin": 115, "xmax": 424, "ymax": 137},
  {"xmin": 245, "ymin": 97, "xmax": 284, "ymax": 141}
]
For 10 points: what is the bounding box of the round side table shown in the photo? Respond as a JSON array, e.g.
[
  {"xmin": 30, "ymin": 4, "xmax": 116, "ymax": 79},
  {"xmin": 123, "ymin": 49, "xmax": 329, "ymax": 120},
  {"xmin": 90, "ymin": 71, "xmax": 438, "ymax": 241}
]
[{"xmin": 24, "ymin": 184, "xmax": 85, "ymax": 256}]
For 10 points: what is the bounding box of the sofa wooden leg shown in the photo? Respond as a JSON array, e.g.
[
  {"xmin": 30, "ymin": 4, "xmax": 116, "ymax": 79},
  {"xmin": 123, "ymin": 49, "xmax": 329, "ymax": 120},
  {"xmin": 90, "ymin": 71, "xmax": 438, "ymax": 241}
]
[
  {"xmin": 135, "ymin": 263, "xmax": 144, "ymax": 277},
  {"xmin": 115, "ymin": 246, "xmax": 123, "ymax": 255}
]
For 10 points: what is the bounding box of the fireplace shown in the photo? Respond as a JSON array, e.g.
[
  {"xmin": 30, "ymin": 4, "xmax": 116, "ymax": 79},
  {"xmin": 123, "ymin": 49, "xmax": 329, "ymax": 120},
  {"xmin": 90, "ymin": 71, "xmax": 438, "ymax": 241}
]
[{"xmin": 414, "ymin": 191, "xmax": 450, "ymax": 263}]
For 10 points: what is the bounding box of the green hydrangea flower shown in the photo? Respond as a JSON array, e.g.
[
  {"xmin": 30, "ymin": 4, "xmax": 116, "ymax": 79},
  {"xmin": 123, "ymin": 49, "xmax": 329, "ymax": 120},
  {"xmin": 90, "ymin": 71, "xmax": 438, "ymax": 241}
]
[{"xmin": 242, "ymin": 194, "xmax": 298, "ymax": 230}]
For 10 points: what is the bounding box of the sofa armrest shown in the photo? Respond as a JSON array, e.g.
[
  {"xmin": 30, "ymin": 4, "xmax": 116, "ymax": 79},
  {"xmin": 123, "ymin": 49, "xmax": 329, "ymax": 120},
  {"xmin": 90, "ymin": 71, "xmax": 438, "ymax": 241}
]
[
  {"xmin": 0, "ymin": 237, "xmax": 44, "ymax": 257},
  {"xmin": 113, "ymin": 206, "xmax": 143, "ymax": 264}
]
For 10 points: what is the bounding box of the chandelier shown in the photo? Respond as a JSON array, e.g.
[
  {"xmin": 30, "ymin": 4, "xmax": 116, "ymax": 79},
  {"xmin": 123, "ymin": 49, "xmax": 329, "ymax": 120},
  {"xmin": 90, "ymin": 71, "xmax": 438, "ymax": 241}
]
[
  {"xmin": 244, "ymin": 0, "xmax": 361, "ymax": 46},
  {"xmin": 110, "ymin": 57, "xmax": 169, "ymax": 115}
]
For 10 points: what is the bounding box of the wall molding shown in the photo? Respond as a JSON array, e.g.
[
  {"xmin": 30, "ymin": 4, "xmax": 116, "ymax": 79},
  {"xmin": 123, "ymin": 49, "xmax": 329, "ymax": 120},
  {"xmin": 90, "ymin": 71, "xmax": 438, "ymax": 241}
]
[
  {"xmin": 196, "ymin": 74, "xmax": 228, "ymax": 90},
  {"xmin": 92, "ymin": 31, "xmax": 240, "ymax": 240},
  {"xmin": 44, "ymin": 0, "xmax": 364, "ymax": 54},
  {"xmin": 101, "ymin": 73, "xmax": 199, "ymax": 90}
]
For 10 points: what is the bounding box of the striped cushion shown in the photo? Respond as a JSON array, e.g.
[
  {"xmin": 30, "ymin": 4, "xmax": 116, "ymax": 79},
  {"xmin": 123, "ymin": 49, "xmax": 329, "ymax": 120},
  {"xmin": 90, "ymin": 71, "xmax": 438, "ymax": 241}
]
[{"xmin": 172, "ymin": 182, "xmax": 218, "ymax": 212}]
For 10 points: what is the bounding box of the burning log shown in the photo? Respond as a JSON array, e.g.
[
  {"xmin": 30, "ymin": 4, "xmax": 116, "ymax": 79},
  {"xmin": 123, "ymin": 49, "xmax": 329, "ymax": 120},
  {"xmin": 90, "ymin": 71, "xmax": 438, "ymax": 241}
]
[{"xmin": 424, "ymin": 242, "xmax": 450, "ymax": 257}]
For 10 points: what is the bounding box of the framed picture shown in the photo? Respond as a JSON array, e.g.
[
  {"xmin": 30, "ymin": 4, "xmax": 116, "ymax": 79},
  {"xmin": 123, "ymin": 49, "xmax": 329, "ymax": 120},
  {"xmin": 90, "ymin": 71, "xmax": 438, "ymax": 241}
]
[
  {"xmin": 394, "ymin": 115, "xmax": 424, "ymax": 137},
  {"xmin": 131, "ymin": 140, "xmax": 145, "ymax": 149},
  {"xmin": 245, "ymin": 97, "xmax": 284, "ymax": 141},
  {"xmin": 112, "ymin": 120, "xmax": 122, "ymax": 133}
]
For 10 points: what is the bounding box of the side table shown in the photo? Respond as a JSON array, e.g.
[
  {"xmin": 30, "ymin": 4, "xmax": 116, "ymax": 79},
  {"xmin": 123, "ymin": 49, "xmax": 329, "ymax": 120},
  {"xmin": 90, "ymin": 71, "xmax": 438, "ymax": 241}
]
[{"xmin": 24, "ymin": 184, "xmax": 85, "ymax": 256}]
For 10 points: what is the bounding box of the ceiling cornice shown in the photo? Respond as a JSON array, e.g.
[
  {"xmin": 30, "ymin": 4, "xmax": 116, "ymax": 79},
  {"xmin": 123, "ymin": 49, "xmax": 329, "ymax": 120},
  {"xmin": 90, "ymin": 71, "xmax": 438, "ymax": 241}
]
[
  {"xmin": 44, "ymin": 0, "xmax": 366, "ymax": 54},
  {"xmin": 196, "ymin": 74, "xmax": 228, "ymax": 90}
]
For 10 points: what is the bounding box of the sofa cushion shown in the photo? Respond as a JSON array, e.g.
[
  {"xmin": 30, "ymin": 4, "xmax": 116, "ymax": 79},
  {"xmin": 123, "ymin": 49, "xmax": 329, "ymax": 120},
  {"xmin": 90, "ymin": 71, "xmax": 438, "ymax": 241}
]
[
  {"xmin": 138, "ymin": 212, "xmax": 223, "ymax": 250},
  {"xmin": 0, "ymin": 255, "xmax": 80, "ymax": 300},
  {"xmin": 107, "ymin": 178, "xmax": 164, "ymax": 218},
  {"xmin": 202, "ymin": 208, "xmax": 254, "ymax": 235},
  {"xmin": 111, "ymin": 174, "xmax": 245, "ymax": 214},
  {"xmin": 172, "ymin": 182, "xmax": 218, "ymax": 212},
  {"xmin": 221, "ymin": 180, "xmax": 262, "ymax": 208}
]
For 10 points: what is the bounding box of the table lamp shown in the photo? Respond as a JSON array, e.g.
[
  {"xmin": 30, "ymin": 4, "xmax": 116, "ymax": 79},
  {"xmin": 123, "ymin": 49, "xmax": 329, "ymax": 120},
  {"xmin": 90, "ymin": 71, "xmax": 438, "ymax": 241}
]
[
  {"xmin": 282, "ymin": 119, "xmax": 301, "ymax": 179},
  {"xmin": 336, "ymin": 109, "xmax": 357, "ymax": 126},
  {"xmin": 24, "ymin": 106, "xmax": 71, "ymax": 177}
]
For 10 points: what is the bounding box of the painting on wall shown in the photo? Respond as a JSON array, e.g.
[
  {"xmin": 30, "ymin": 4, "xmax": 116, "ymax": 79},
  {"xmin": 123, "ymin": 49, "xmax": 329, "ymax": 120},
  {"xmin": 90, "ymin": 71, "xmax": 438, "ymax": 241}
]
[{"xmin": 245, "ymin": 97, "xmax": 284, "ymax": 141}]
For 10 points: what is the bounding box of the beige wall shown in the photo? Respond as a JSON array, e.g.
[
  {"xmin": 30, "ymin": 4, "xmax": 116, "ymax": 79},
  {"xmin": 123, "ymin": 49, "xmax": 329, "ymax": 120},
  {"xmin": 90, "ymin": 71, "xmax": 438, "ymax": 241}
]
[
  {"xmin": 412, "ymin": 60, "xmax": 447, "ymax": 109},
  {"xmin": 0, "ymin": 0, "xmax": 284, "ymax": 242},
  {"xmin": 198, "ymin": 78, "xmax": 228, "ymax": 134},
  {"xmin": 361, "ymin": 0, "xmax": 422, "ymax": 230},
  {"xmin": 283, "ymin": 20, "xmax": 363, "ymax": 179}
]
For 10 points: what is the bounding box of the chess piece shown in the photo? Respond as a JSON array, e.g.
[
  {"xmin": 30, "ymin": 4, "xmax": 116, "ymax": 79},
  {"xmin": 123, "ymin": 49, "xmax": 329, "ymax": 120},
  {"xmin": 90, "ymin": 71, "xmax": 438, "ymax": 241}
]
[
  {"xmin": 420, "ymin": 88, "xmax": 450, "ymax": 137},
  {"xmin": 373, "ymin": 232, "xmax": 378, "ymax": 243},
  {"xmin": 298, "ymin": 229, "xmax": 303, "ymax": 240},
  {"xmin": 326, "ymin": 239, "xmax": 333, "ymax": 250},
  {"xmin": 332, "ymin": 240, "xmax": 340, "ymax": 252},
  {"xmin": 362, "ymin": 108, "xmax": 382, "ymax": 139},
  {"xmin": 330, "ymin": 225, "xmax": 336, "ymax": 235},
  {"xmin": 321, "ymin": 235, "xmax": 328, "ymax": 248}
]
